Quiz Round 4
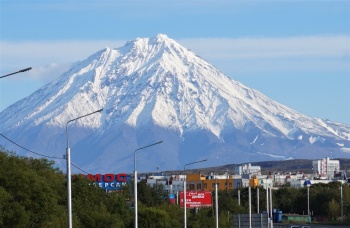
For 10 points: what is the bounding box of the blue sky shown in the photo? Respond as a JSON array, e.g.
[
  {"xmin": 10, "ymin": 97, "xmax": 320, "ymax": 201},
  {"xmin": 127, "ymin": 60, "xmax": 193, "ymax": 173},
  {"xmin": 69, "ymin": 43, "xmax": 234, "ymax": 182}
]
[{"xmin": 1, "ymin": 0, "xmax": 350, "ymax": 125}]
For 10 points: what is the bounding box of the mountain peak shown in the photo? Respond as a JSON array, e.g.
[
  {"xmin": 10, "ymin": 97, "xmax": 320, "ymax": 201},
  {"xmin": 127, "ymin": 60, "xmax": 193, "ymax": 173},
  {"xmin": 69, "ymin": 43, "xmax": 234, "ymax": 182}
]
[
  {"xmin": 153, "ymin": 33, "xmax": 169, "ymax": 42},
  {"xmin": 1, "ymin": 34, "xmax": 349, "ymax": 173}
]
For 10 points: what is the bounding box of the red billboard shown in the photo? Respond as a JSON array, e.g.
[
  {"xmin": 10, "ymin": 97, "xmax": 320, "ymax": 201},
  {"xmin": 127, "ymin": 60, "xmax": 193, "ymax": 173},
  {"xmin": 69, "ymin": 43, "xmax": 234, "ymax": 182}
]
[{"xmin": 179, "ymin": 191, "xmax": 212, "ymax": 208}]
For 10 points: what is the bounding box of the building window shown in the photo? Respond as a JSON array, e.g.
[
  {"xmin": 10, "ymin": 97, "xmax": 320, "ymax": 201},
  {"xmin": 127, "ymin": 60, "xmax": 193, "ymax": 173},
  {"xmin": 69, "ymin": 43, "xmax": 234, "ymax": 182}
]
[
  {"xmin": 189, "ymin": 183, "xmax": 195, "ymax": 190},
  {"xmin": 204, "ymin": 183, "xmax": 207, "ymax": 188},
  {"xmin": 212, "ymin": 183, "xmax": 219, "ymax": 188},
  {"xmin": 229, "ymin": 182, "xmax": 232, "ymax": 187},
  {"xmin": 197, "ymin": 183, "xmax": 202, "ymax": 190}
]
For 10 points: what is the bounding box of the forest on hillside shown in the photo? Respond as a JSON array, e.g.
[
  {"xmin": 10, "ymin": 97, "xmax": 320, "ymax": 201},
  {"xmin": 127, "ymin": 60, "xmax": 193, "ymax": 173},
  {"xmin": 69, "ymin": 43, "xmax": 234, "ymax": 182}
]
[{"xmin": 1, "ymin": 146, "xmax": 349, "ymax": 227}]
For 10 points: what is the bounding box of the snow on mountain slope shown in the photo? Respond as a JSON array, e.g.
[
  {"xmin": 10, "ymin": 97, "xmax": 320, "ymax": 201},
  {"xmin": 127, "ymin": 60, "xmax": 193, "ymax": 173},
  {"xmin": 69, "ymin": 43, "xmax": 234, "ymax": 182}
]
[{"xmin": 1, "ymin": 34, "xmax": 349, "ymax": 173}]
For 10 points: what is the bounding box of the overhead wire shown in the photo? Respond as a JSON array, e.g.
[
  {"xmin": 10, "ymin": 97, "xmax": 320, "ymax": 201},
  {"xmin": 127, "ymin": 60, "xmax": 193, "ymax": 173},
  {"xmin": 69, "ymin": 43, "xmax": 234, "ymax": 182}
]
[{"xmin": 0, "ymin": 133, "xmax": 89, "ymax": 174}]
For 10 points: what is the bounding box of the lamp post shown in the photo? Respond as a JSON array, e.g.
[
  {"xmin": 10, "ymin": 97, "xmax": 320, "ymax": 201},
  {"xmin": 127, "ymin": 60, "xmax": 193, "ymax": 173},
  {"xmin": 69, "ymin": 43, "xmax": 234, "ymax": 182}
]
[
  {"xmin": 304, "ymin": 180, "xmax": 311, "ymax": 223},
  {"xmin": 270, "ymin": 187, "xmax": 273, "ymax": 228},
  {"xmin": 0, "ymin": 67, "xmax": 32, "ymax": 79},
  {"xmin": 249, "ymin": 187, "xmax": 252, "ymax": 228},
  {"xmin": 266, "ymin": 187, "xmax": 269, "ymax": 219},
  {"xmin": 183, "ymin": 159, "xmax": 207, "ymax": 228},
  {"xmin": 214, "ymin": 171, "xmax": 219, "ymax": 228},
  {"xmin": 134, "ymin": 141, "xmax": 163, "ymax": 228},
  {"xmin": 340, "ymin": 184, "xmax": 343, "ymax": 224},
  {"xmin": 66, "ymin": 108, "xmax": 103, "ymax": 228}
]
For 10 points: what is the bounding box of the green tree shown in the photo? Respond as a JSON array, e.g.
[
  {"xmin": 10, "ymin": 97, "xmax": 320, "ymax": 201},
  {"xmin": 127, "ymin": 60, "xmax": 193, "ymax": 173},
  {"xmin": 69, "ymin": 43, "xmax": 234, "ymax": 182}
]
[
  {"xmin": 137, "ymin": 180, "xmax": 169, "ymax": 207},
  {"xmin": 328, "ymin": 198, "xmax": 340, "ymax": 221}
]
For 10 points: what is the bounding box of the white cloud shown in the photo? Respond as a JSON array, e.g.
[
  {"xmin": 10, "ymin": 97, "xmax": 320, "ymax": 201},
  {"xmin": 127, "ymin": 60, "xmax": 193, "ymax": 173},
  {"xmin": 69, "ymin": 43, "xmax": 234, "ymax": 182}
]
[
  {"xmin": 179, "ymin": 36, "xmax": 350, "ymax": 59},
  {"xmin": 27, "ymin": 63, "xmax": 72, "ymax": 83},
  {"xmin": 0, "ymin": 40, "xmax": 125, "ymax": 82},
  {"xmin": 179, "ymin": 36, "xmax": 350, "ymax": 75},
  {"xmin": 1, "ymin": 35, "xmax": 349, "ymax": 82}
]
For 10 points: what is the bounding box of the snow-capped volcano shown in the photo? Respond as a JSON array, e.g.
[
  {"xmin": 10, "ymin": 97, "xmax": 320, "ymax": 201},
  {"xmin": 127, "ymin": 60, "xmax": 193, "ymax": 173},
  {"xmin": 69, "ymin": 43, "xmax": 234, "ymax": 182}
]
[{"xmin": 1, "ymin": 34, "xmax": 349, "ymax": 173}]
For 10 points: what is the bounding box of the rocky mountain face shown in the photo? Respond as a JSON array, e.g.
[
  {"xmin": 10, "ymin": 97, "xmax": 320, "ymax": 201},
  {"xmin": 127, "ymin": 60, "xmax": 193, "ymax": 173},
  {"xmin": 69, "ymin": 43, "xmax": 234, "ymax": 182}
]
[{"xmin": 1, "ymin": 34, "xmax": 349, "ymax": 173}]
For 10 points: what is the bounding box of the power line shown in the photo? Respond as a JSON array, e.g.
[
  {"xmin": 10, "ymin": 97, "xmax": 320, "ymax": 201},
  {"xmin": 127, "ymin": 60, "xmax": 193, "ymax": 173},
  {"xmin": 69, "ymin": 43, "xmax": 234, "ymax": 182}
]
[
  {"xmin": 0, "ymin": 133, "xmax": 63, "ymax": 160},
  {"xmin": 0, "ymin": 133, "xmax": 89, "ymax": 174},
  {"xmin": 71, "ymin": 162, "xmax": 89, "ymax": 174}
]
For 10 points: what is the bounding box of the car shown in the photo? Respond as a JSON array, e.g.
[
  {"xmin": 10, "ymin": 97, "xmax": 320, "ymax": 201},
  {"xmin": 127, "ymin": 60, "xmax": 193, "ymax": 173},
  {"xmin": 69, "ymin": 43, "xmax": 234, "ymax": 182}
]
[{"xmin": 289, "ymin": 226, "xmax": 299, "ymax": 228}]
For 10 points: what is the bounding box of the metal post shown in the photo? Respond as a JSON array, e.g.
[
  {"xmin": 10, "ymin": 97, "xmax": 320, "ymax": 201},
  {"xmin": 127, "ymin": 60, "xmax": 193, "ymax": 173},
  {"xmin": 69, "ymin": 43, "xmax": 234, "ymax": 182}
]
[
  {"xmin": 66, "ymin": 108, "xmax": 103, "ymax": 228},
  {"xmin": 341, "ymin": 184, "xmax": 343, "ymax": 224},
  {"xmin": 215, "ymin": 180, "xmax": 219, "ymax": 228},
  {"xmin": 238, "ymin": 189, "xmax": 240, "ymax": 205},
  {"xmin": 266, "ymin": 187, "xmax": 269, "ymax": 217},
  {"xmin": 270, "ymin": 187, "xmax": 273, "ymax": 228},
  {"xmin": 66, "ymin": 147, "xmax": 72, "ymax": 228},
  {"xmin": 307, "ymin": 186, "xmax": 310, "ymax": 221},
  {"xmin": 184, "ymin": 177, "xmax": 187, "ymax": 228},
  {"xmin": 134, "ymin": 154, "xmax": 138, "ymax": 228},
  {"xmin": 134, "ymin": 141, "xmax": 163, "ymax": 228},
  {"xmin": 257, "ymin": 188, "xmax": 260, "ymax": 213},
  {"xmin": 249, "ymin": 187, "xmax": 252, "ymax": 228},
  {"xmin": 177, "ymin": 191, "xmax": 179, "ymax": 205},
  {"xmin": 183, "ymin": 159, "xmax": 207, "ymax": 228}
]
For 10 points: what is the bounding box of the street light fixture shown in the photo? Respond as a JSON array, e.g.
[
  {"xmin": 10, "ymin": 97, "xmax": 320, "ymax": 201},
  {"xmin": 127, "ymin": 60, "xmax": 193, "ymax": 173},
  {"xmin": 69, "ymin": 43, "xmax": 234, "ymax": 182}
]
[
  {"xmin": 183, "ymin": 159, "xmax": 207, "ymax": 228},
  {"xmin": 304, "ymin": 179, "xmax": 311, "ymax": 223},
  {"xmin": 134, "ymin": 140, "xmax": 163, "ymax": 228},
  {"xmin": 0, "ymin": 67, "xmax": 32, "ymax": 79},
  {"xmin": 66, "ymin": 108, "xmax": 103, "ymax": 228}
]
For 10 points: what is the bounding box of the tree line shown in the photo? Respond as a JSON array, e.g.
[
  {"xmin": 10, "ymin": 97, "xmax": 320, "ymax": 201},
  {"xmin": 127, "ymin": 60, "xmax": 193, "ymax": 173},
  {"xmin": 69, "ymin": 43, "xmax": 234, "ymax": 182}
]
[{"xmin": 0, "ymin": 146, "xmax": 349, "ymax": 227}]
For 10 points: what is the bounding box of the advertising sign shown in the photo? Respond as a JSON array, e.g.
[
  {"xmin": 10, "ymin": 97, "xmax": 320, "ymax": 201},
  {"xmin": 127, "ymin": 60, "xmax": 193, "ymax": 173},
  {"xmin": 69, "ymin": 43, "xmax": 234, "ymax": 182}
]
[
  {"xmin": 179, "ymin": 191, "xmax": 212, "ymax": 208},
  {"xmin": 84, "ymin": 173, "xmax": 131, "ymax": 190}
]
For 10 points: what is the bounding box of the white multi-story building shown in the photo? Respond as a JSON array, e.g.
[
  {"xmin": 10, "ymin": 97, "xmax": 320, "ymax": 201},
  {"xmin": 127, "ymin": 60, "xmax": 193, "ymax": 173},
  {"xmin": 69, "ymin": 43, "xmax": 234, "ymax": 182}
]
[
  {"xmin": 146, "ymin": 174, "xmax": 185, "ymax": 194},
  {"xmin": 235, "ymin": 163, "xmax": 261, "ymax": 175},
  {"xmin": 312, "ymin": 157, "xmax": 340, "ymax": 176}
]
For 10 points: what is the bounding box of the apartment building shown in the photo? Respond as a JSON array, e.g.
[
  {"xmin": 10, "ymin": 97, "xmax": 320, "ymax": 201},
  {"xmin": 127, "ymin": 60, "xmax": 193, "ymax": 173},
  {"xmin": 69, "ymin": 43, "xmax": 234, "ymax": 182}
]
[
  {"xmin": 235, "ymin": 163, "xmax": 261, "ymax": 175},
  {"xmin": 312, "ymin": 157, "xmax": 340, "ymax": 176}
]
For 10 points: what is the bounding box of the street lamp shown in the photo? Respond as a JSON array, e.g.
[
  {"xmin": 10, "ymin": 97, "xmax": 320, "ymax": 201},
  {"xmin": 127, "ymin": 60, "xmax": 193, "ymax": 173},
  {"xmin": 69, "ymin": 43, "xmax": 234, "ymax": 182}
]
[
  {"xmin": 304, "ymin": 180, "xmax": 311, "ymax": 223},
  {"xmin": 66, "ymin": 108, "xmax": 103, "ymax": 228},
  {"xmin": 212, "ymin": 169, "xmax": 220, "ymax": 228},
  {"xmin": 0, "ymin": 67, "xmax": 32, "ymax": 79},
  {"xmin": 134, "ymin": 141, "xmax": 163, "ymax": 228},
  {"xmin": 215, "ymin": 176, "xmax": 219, "ymax": 228},
  {"xmin": 183, "ymin": 159, "xmax": 207, "ymax": 228},
  {"xmin": 340, "ymin": 184, "xmax": 343, "ymax": 224}
]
